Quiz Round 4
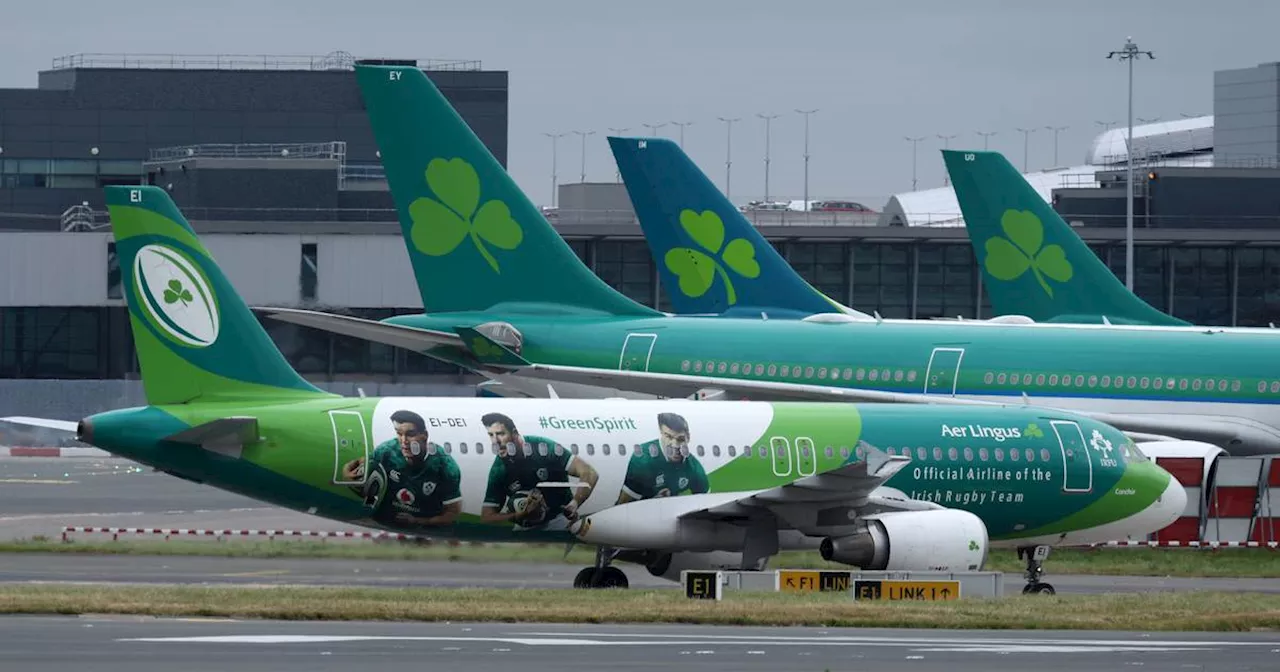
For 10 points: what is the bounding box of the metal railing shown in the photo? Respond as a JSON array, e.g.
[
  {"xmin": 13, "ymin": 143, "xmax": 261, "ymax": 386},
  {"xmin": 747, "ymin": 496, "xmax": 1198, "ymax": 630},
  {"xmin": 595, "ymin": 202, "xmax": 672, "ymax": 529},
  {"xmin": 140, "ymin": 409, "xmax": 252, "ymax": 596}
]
[
  {"xmin": 50, "ymin": 52, "xmax": 482, "ymax": 72},
  {"xmin": 60, "ymin": 204, "xmax": 110, "ymax": 232},
  {"xmin": 146, "ymin": 141, "xmax": 348, "ymax": 163}
]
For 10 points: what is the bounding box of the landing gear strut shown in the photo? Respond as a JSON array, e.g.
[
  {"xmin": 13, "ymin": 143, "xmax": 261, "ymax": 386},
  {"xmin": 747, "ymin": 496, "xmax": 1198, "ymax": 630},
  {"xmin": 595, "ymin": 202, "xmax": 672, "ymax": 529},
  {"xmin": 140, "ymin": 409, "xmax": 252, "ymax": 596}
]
[
  {"xmin": 573, "ymin": 546, "xmax": 629, "ymax": 589},
  {"xmin": 1017, "ymin": 545, "xmax": 1055, "ymax": 595}
]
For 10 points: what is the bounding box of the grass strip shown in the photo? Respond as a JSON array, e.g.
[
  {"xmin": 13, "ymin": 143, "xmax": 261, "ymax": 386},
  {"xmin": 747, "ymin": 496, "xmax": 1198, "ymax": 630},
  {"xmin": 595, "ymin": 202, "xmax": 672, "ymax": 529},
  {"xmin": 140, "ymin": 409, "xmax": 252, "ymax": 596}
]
[{"xmin": 1, "ymin": 584, "xmax": 1277, "ymax": 631}]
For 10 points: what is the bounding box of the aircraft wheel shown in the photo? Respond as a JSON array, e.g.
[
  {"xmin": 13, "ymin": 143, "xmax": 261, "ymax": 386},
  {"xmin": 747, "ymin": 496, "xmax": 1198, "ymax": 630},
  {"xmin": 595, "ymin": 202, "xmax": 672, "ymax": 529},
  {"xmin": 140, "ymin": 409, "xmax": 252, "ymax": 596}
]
[
  {"xmin": 1022, "ymin": 582, "xmax": 1055, "ymax": 595},
  {"xmin": 599, "ymin": 566, "xmax": 629, "ymax": 589},
  {"xmin": 572, "ymin": 567, "xmax": 595, "ymax": 589}
]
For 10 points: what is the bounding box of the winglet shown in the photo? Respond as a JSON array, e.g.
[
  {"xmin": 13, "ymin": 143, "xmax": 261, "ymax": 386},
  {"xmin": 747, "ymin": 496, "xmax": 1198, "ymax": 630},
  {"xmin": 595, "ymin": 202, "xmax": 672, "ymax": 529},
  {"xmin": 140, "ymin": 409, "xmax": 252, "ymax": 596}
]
[{"xmin": 455, "ymin": 326, "xmax": 530, "ymax": 368}]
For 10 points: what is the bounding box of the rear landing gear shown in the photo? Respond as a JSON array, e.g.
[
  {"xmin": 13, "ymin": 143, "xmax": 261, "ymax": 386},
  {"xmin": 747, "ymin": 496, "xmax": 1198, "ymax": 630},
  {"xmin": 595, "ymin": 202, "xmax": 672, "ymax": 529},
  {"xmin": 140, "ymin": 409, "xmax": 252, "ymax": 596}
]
[
  {"xmin": 573, "ymin": 547, "xmax": 629, "ymax": 589},
  {"xmin": 1017, "ymin": 544, "xmax": 1055, "ymax": 595}
]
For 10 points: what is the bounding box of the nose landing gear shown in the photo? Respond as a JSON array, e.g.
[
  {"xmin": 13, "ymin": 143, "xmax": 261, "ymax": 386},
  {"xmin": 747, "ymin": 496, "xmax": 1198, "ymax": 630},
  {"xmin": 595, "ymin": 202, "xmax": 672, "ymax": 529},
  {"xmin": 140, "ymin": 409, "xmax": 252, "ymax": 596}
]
[{"xmin": 1017, "ymin": 544, "xmax": 1055, "ymax": 595}]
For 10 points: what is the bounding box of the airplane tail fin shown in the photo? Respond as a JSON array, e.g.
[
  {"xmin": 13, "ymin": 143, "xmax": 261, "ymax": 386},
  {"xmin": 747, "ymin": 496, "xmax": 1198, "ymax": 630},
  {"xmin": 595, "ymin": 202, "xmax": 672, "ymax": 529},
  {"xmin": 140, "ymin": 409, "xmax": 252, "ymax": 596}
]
[
  {"xmin": 353, "ymin": 64, "xmax": 657, "ymax": 317},
  {"xmin": 942, "ymin": 150, "xmax": 1187, "ymax": 326},
  {"xmin": 104, "ymin": 185, "xmax": 333, "ymax": 406},
  {"xmin": 608, "ymin": 136, "xmax": 853, "ymax": 317}
]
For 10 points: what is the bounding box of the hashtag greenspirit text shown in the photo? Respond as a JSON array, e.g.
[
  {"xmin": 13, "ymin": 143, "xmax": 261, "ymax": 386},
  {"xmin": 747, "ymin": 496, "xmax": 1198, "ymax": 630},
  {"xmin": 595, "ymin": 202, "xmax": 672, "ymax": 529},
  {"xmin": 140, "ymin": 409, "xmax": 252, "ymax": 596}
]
[{"xmin": 537, "ymin": 416, "xmax": 640, "ymax": 433}]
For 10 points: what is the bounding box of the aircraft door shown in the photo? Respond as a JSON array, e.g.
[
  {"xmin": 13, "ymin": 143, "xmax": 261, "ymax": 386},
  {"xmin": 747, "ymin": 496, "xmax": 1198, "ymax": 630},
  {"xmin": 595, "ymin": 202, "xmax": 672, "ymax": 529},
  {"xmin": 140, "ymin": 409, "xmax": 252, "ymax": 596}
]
[
  {"xmin": 619, "ymin": 333, "xmax": 658, "ymax": 371},
  {"xmin": 924, "ymin": 347, "xmax": 965, "ymax": 396},
  {"xmin": 769, "ymin": 436, "xmax": 793, "ymax": 477},
  {"xmin": 329, "ymin": 410, "xmax": 370, "ymax": 486},
  {"xmin": 1051, "ymin": 420, "xmax": 1093, "ymax": 493}
]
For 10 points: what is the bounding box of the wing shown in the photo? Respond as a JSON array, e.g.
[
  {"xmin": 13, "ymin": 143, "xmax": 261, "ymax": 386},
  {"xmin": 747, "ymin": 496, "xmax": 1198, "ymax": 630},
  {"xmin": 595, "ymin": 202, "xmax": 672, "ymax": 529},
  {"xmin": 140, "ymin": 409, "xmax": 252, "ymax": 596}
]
[
  {"xmin": 678, "ymin": 445, "xmax": 938, "ymax": 539},
  {"xmin": 257, "ymin": 307, "xmax": 464, "ymax": 351}
]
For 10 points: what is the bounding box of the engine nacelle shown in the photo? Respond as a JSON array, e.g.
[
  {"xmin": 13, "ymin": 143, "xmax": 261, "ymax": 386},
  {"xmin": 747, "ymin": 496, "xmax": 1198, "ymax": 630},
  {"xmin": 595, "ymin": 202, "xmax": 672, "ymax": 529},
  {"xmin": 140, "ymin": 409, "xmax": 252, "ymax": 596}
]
[{"xmin": 819, "ymin": 509, "xmax": 988, "ymax": 571}]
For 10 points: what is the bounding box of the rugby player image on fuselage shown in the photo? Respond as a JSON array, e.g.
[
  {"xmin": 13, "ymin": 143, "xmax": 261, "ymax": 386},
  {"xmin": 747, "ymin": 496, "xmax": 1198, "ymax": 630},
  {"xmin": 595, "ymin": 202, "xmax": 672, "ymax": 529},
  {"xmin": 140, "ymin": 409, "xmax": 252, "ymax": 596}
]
[
  {"xmin": 479, "ymin": 412, "xmax": 599, "ymax": 531},
  {"xmin": 340, "ymin": 409, "xmax": 463, "ymax": 529},
  {"xmin": 617, "ymin": 412, "xmax": 710, "ymax": 505}
]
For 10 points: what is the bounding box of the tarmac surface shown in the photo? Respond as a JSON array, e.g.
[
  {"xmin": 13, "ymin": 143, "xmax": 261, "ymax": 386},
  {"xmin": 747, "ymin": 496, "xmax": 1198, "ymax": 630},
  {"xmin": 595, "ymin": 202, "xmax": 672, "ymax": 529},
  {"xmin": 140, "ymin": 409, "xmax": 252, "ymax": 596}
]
[{"xmin": 4, "ymin": 616, "xmax": 1279, "ymax": 672}]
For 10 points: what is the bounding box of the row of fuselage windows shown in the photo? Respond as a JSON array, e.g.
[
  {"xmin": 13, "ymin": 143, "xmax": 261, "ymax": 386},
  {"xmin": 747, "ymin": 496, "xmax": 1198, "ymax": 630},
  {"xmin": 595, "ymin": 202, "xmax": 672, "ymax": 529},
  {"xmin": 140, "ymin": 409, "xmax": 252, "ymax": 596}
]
[
  {"xmin": 413, "ymin": 441, "xmax": 1054, "ymax": 465},
  {"xmin": 677, "ymin": 359, "xmax": 1261, "ymax": 396}
]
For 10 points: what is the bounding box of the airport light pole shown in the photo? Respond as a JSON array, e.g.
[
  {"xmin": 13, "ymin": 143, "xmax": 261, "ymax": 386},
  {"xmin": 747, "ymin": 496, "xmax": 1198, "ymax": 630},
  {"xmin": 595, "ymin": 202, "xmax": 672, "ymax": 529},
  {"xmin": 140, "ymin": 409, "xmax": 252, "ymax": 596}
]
[
  {"xmin": 642, "ymin": 122, "xmax": 668, "ymax": 139},
  {"xmin": 1108, "ymin": 36, "xmax": 1155, "ymax": 291},
  {"xmin": 1015, "ymin": 127, "xmax": 1036, "ymax": 172},
  {"xmin": 542, "ymin": 131, "xmax": 567, "ymax": 207},
  {"xmin": 937, "ymin": 133, "xmax": 957, "ymax": 185},
  {"xmin": 573, "ymin": 130, "xmax": 595, "ymax": 183},
  {"xmin": 607, "ymin": 127, "xmax": 629, "ymax": 181},
  {"xmin": 976, "ymin": 130, "xmax": 997, "ymax": 150},
  {"xmin": 718, "ymin": 116, "xmax": 740, "ymax": 200},
  {"xmin": 904, "ymin": 136, "xmax": 925, "ymax": 191},
  {"xmin": 758, "ymin": 113, "xmax": 780, "ymax": 202},
  {"xmin": 1045, "ymin": 125, "xmax": 1068, "ymax": 166},
  {"xmin": 797, "ymin": 109, "xmax": 818, "ymax": 208},
  {"xmin": 670, "ymin": 121, "xmax": 693, "ymax": 148}
]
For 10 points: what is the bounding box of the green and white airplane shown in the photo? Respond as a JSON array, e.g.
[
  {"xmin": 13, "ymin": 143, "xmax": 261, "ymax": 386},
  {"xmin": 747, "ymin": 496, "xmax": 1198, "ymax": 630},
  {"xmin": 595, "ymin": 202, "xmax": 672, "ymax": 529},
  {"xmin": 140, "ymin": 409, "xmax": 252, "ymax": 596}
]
[
  {"xmin": 3, "ymin": 184, "xmax": 1183, "ymax": 594},
  {"xmin": 261, "ymin": 64, "xmax": 1280, "ymax": 460}
]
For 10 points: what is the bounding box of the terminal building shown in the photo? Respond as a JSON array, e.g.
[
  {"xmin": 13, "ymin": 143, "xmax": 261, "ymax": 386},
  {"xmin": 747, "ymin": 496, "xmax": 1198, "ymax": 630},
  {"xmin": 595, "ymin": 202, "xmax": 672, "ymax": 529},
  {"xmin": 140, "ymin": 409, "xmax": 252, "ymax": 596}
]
[{"xmin": 2, "ymin": 53, "xmax": 1280, "ymax": 420}]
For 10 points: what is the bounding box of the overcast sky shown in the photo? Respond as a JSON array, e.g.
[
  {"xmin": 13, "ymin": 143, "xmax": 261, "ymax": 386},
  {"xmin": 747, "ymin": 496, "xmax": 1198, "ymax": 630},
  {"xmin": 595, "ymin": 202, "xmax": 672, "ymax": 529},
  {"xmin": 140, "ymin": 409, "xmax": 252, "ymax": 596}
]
[{"xmin": 2, "ymin": 0, "xmax": 1279, "ymax": 208}]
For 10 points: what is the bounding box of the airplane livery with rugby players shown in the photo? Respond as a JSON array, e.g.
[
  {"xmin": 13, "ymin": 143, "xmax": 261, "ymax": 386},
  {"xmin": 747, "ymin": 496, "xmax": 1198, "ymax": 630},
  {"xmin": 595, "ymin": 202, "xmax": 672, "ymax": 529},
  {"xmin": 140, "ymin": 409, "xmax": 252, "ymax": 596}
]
[
  {"xmin": 4, "ymin": 185, "xmax": 1183, "ymax": 594},
  {"xmin": 260, "ymin": 64, "xmax": 1280, "ymax": 461}
]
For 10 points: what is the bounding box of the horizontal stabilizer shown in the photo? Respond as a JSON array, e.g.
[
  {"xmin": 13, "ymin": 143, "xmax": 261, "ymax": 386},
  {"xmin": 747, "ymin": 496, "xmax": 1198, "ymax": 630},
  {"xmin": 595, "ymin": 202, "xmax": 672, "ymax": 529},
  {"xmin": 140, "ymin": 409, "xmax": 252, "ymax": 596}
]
[
  {"xmin": 0, "ymin": 416, "xmax": 79, "ymax": 433},
  {"xmin": 164, "ymin": 417, "xmax": 260, "ymax": 448}
]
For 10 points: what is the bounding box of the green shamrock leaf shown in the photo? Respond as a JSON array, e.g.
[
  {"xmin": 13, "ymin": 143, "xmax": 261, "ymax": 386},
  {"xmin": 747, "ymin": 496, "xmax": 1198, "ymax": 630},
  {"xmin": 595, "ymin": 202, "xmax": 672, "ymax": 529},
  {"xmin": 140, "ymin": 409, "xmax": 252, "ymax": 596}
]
[
  {"xmin": 1024, "ymin": 423, "xmax": 1044, "ymax": 439},
  {"xmin": 406, "ymin": 157, "xmax": 524, "ymax": 273},
  {"xmin": 471, "ymin": 336, "xmax": 503, "ymax": 359},
  {"xmin": 664, "ymin": 209, "xmax": 760, "ymax": 305},
  {"xmin": 968, "ymin": 540, "xmax": 979, "ymax": 552},
  {"xmin": 982, "ymin": 209, "xmax": 1074, "ymax": 298},
  {"xmin": 163, "ymin": 279, "xmax": 193, "ymax": 306}
]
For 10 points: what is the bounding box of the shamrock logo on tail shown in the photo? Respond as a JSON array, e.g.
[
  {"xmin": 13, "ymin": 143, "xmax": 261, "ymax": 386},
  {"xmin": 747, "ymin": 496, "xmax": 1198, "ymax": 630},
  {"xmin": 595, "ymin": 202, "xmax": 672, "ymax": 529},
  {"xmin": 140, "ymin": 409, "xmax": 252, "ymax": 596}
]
[
  {"xmin": 163, "ymin": 279, "xmax": 193, "ymax": 307},
  {"xmin": 407, "ymin": 158, "xmax": 523, "ymax": 273},
  {"xmin": 664, "ymin": 209, "xmax": 760, "ymax": 305},
  {"xmin": 983, "ymin": 210, "xmax": 1073, "ymax": 297}
]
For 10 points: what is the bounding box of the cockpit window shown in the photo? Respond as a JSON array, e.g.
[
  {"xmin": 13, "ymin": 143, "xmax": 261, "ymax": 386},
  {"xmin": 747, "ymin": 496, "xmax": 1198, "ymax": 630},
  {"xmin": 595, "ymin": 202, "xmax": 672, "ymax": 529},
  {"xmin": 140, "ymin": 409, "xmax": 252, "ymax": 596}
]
[{"xmin": 1123, "ymin": 441, "xmax": 1148, "ymax": 461}]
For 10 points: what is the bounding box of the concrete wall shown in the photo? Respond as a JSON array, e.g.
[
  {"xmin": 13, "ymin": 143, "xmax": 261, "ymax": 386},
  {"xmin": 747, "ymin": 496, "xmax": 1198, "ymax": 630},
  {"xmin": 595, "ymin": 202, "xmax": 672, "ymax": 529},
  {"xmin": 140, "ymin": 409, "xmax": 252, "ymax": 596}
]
[{"xmin": 1214, "ymin": 62, "xmax": 1280, "ymax": 162}]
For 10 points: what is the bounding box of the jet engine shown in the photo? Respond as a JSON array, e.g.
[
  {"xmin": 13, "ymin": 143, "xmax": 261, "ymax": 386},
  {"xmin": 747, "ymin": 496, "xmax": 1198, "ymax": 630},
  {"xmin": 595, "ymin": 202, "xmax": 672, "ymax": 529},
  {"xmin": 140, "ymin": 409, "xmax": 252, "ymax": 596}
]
[{"xmin": 819, "ymin": 509, "xmax": 988, "ymax": 571}]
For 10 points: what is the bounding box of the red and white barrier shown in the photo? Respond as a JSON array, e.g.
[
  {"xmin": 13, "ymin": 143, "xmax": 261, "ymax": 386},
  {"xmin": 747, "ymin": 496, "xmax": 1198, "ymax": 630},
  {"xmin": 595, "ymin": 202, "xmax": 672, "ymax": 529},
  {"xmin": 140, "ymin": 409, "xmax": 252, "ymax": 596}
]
[
  {"xmin": 60, "ymin": 526, "xmax": 450, "ymax": 544},
  {"xmin": 0, "ymin": 446, "xmax": 111, "ymax": 458},
  {"xmin": 1252, "ymin": 458, "xmax": 1280, "ymax": 544},
  {"xmin": 1091, "ymin": 540, "xmax": 1279, "ymax": 549},
  {"xmin": 1154, "ymin": 455, "xmax": 1206, "ymax": 544}
]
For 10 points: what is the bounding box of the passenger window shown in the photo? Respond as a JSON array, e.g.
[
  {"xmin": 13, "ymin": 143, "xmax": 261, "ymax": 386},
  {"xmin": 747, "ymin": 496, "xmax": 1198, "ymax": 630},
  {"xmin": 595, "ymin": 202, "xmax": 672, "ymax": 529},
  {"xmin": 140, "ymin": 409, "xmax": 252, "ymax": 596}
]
[
  {"xmin": 694, "ymin": 361, "xmax": 703, "ymax": 372},
  {"xmin": 1040, "ymin": 448, "xmax": 1051, "ymax": 462},
  {"xmin": 476, "ymin": 443, "xmax": 485, "ymax": 455},
  {"xmin": 979, "ymin": 447, "xmax": 989, "ymax": 461},
  {"xmin": 602, "ymin": 444, "xmax": 611, "ymax": 456},
  {"xmin": 1025, "ymin": 448, "xmax": 1034, "ymax": 462},
  {"xmin": 963, "ymin": 447, "xmax": 974, "ymax": 461},
  {"xmin": 843, "ymin": 367, "xmax": 853, "ymax": 379},
  {"xmin": 780, "ymin": 365, "xmax": 790, "ymax": 377},
  {"xmin": 841, "ymin": 446, "xmax": 851, "ymax": 459},
  {"xmin": 916, "ymin": 447, "xmax": 927, "ymax": 461},
  {"xmin": 696, "ymin": 445, "xmax": 705, "ymax": 457},
  {"xmin": 728, "ymin": 446, "xmax": 737, "ymax": 457},
  {"xmin": 825, "ymin": 446, "xmax": 834, "ymax": 458},
  {"xmin": 805, "ymin": 366, "xmax": 815, "ymax": 378},
  {"xmin": 894, "ymin": 370, "xmax": 904, "ymax": 382},
  {"xmin": 537, "ymin": 442, "xmax": 548, "ymax": 457},
  {"xmin": 948, "ymin": 447, "xmax": 958, "ymax": 461},
  {"xmin": 932, "ymin": 447, "xmax": 943, "ymax": 461},
  {"xmin": 857, "ymin": 368, "xmax": 866, "ymax": 380},
  {"xmin": 459, "ymin": 442, "xmax": 468, "ymax": 455},
  {"xmin": 984, "ymin": 372, "xmax": 994, "ymax": 384},
  {"xmin": 994, "ymin": 448, "xmax": 1004, "ymax": 462},
  {"xmin": 712, "ymin": 445, "xmax": 721, "ymax": 457},
  {"xmin": 681, "ymin": 360, "xmax": 691, "ymax": 371},
  {"xmin": 755, "ymin": 364, "xmax": 765, "ymax": 376},
  {"xmin": 767, "ymin": 364, "xmax": 777, "ymax": 376},
  {"xmin": 619, "ymin": 444, "xmax": 627, "ymax": 456},
  {"xmin": 855, "ymin": 444, "xmax": 866, "ymax": 460},
  {"xmin": 1010, "ymin": 447, "xmax": 1020, "ymax": 462},
  {"xmin": 869, "ymin": 369, "xmax": 880, "ymax": 381},
  {"xmin": 442, "ymin": 443, "xmax": 450, "ymax": 455},
  {"xmin": 907, "ymin": 370, "xmax": 918, "ymax": 382},
  {"xmin": 731, "ymin": 363, "xmax": 741, "ymax": 374},
  {"xmin": 717, "ymin": 362, "xmax": 727, "ymax": 374},
  {"xmin": 818, "ymin": 367, "xmax": 828, "ymax": 379}
]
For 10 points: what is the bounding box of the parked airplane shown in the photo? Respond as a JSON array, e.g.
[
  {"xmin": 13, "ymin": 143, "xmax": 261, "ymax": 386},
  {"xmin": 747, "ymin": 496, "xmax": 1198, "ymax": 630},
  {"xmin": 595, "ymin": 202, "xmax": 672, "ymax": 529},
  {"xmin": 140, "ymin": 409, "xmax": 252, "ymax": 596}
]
[
  {"xmin": 255, "ymin": 65, "xmax": 1280, "ymax": 466},
  {"xmin": 3, "ymin": 184, "xmax": 1184, "ymax": 594},
  {"xmin": 942, "ymin": 149, "xmax": 1190, "ymax": 326}
]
